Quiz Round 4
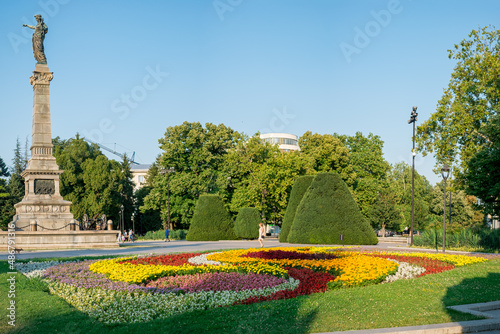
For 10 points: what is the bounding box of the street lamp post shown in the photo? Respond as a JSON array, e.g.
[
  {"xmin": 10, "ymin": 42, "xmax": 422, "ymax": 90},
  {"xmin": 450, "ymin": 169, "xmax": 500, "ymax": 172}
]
[
  {"xmin": 120, "ymin": 204, "xmax": 124, "ymax": 236},
  {"xmin": 441, "ymin": 164, "xmax": 450, "ymax": 252},
  {"xmin": 408, "ymin": 106, "xmax": 418, "ymax": 246},
  {"xmin": 131, "ymin": 212, "xmax": 135, "ymax": 234},
  {"xmin": 160, "ymin": 167, "xmax": 175, "ymax": 230}
]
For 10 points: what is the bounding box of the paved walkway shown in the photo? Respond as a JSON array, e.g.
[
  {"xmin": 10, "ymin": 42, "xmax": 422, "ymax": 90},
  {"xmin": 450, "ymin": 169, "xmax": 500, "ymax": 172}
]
[
  {"xmin": 3, "ymin": 239, "xmax": 496, "ymax": 260},
  {"xmin": 2, "ymin": 240, "xmax": 500, "ymax": 333}
]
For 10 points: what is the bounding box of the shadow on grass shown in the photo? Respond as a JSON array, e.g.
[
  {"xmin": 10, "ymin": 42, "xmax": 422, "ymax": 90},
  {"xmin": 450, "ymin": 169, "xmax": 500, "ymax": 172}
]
[
  {"xmin": 0, "ymin": 260, "xmax": 318, "ymax": 334},
  {"xmin": 4, "ymin": 296, "xmax": 319, "ymax": 334},
  {"xmin": 443, "ymin": 272, "xmax": 500, "ymax": 321}
]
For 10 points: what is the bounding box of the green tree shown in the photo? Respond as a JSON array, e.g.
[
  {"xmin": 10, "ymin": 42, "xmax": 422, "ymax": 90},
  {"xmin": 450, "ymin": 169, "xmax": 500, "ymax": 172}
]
[
  {"xmin": 221, "ymin": 135, "xmax": 309, "ymax": 224},
  {"xmin": 0, "ymin": 156, "xmax": 9, "ymax": 178},
  {"xmin": 0, "ymin": 156, "xmax": 10, "ymax": 230},
  {"xmin": 1, "ymin": 139, "xmax": 27, "ymax": 229},
  {"xmin": 416, "ymin": 26, "xmax": 500, "ymax": 183},
  {"xmin": 336, "ymin": 132, "xmax": 391, "ymax": 219},
  {"xmin": 134, "ymin": 186, "xmax": 162, "ymax": 234},
  {"xmin": 287, "ymin": 172, "xmax": 378, "ymax": 245},
  {"xmin": 219, "ymin": 135, "xmax": 277, "ymax": 216},
  {"xmin": 143, "ymin": 122, "xmax": 241, "ymax": 228},
  {"xmin": 465, "ymin": 114, "xmax": 500, "ymax": 216},
  {"xmin": 430, "ymin": 181, "xmax": 482, "ymax": 232},
  {"xmin": 234, "ymin": 207, "xmax": 261, "ymax": 239},
  {"xmin": 387, "ymin": 162, "xmax": 433, "ymax": 232},
  {"xmin": 115, "ymin": 155, "xmax": 135, "ymax": 230},
  {"xmin": 367, "ymin": 187, "xmax": 402, "ymax": 234},
  {"xmin": 0, "ymin": 156, "xmax": 9, "ymax": 198},
  {"xmin": 337, "ymin": 132, "xmax": 390, "ymax": 180},
  {"xmin": 186, "ymin": 194, "xmax": 237, "ymax": 241},
  {"xmin": 54, "ymin": 135, "xmax": 101, "ymax": 216},
  {"xmin": 299, "ymin": 131, "xmax": 355, "ymax": 186},
  {"xmin": 54, "ymin": 135, "xmax": 133, "ymax": 226},
  {"xmin": 8, "ymin": 138, "xmax": 26, "ymax": 203}
]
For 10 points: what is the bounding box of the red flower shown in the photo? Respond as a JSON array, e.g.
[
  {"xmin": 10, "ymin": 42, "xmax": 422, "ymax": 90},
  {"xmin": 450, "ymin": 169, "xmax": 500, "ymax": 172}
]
[
  {"xmin": 243, "ymin": 250, "xmax": 338, "ymax": 261},
  {"xmin": 365, "ymin": 253, "xmax": 454, "ymax": 277},
  {"xmin": 234, "ymin": 267, "xmax": 336, "ymax": 305},
  {"xmin": 121, "ymin": 253, "xmax": 204, "ymax": 267}
]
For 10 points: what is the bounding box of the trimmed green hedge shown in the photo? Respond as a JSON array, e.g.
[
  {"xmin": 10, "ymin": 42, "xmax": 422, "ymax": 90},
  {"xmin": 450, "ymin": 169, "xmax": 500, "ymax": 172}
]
[
  {"xmin": 287, "ymin": 172, "xmax": 378, "ymax": 245},
  {"xmin": 186, "ymin": 194, "xmax": 237, "ymax": 241},
  {"xmin": 234, "ymin": 207, "xmax": 261, "ymax": 239},
  {"xmin": 140, "ymin": 229, "xmax": 188, "ymax": 240},
  {"xmin": 280, "ymin": 175, "xmax": 314, "ymax": 242}
]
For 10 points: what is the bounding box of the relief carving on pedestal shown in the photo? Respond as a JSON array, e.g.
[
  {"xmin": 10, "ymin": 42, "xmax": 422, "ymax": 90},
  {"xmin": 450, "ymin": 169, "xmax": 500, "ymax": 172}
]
[{"xmin": 34, "ymin": 179, "xmax": 55, "ymax": 195}]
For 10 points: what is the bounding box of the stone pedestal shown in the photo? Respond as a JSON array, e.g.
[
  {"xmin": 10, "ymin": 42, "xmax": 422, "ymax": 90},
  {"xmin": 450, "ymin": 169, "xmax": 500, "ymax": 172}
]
[
  {"xmin": 0, "ymin": 230, "xmax": 120, "ymax": 250},
  {"xmin": 13, "ymin": 63, "xmax": 74, "ymax": 231}
]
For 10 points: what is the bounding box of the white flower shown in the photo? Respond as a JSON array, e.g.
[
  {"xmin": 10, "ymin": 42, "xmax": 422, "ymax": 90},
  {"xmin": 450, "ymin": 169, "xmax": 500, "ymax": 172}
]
[
  {"xmin": 383, "ymin": 260, "xmax": 426, "ymax": 283},
  {"xmin": 188, "ymin": 252, "xmax": 225, "ymax": 266},
  {"xmin": 15, "ymin": 260, "xmax": 62, "ymax": 278}
]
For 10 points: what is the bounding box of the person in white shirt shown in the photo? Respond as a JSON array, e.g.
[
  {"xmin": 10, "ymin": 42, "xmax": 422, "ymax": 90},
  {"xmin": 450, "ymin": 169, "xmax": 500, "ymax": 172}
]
[{"xmin": 258, "ymin": 223, "xmax": 265, "ymax": 248}]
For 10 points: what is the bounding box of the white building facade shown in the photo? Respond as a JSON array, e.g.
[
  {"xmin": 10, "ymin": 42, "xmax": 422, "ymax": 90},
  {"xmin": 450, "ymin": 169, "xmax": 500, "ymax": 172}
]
[
  {"xmin": 130, "ymin": 164, "xmax": 151, "ymax": 191},
  {"xmin": 259, "ymin": 133, "xmax": 300, "ymax": 152}
]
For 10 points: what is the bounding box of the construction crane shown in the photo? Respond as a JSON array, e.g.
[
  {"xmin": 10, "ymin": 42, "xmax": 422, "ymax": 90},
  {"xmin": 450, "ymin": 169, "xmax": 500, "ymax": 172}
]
[{"xmin": 84, "ymin": 138, "xmax": 139, "ymax": 165}]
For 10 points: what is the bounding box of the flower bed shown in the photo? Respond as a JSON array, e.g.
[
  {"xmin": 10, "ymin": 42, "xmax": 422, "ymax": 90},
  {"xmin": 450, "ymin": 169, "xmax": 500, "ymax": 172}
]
[
  {"xmin": 207, "ymin": 248, "xmax": 400, "ymax": 287},
  {"xmin": 11, "ymin": 247, "xmax": 487, "ymax": 324},
  {"xmin": 144, "ymin": 272, "xmax": 287, "ymax": 292}
]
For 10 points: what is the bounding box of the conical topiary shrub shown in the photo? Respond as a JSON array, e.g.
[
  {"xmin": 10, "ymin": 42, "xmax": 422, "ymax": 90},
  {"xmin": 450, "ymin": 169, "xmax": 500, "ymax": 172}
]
[
  {"xmin": 279, "ymin": 175, "xmax": 314, "ymax": 242},
  {"xmin": 186, "ymin": 194, "xmax": 237, "ymax": 241},
  {"xmin": 287, "ymin": 172, "xmax": 378, "ymax": 245},
  {"xmin": 234, "ymin": 207, "xmax": 261, "ymax": 239}
]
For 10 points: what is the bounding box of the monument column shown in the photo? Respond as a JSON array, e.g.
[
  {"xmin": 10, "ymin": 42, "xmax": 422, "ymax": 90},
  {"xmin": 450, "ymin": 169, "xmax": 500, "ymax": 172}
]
[
  {"xmin": 0, "ymin": 14, "xmax": 118, "ymax": 250},
  {"xmin": 14, "ymin": 26, "xmax": 73, "ymax": 230}
]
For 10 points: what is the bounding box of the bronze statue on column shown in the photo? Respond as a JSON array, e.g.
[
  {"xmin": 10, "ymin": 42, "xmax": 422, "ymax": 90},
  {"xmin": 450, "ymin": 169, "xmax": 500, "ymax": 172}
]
[{"xmin": 23, "ymin": 14, "xmax": 48, "ymax": 64}]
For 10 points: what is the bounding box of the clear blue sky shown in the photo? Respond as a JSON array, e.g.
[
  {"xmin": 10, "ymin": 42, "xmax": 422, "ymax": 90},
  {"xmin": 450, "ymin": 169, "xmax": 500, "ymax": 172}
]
[{"xmin": 1, "ymin": 0, "xmax": 499, "ymax": 185}]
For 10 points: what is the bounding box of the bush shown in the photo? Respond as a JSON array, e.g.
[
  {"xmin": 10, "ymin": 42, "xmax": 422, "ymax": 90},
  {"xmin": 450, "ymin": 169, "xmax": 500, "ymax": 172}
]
[
  {"xmin": 234, "ymin": 207, "xmax": 262, "ymax": 239},
  {"xmin": 171, "ymin": 229, "xmax": 188, "ymax": 240},
  {"xmin": 140, "ymin": 229, "xmax": 189, "ymax": 240},
  {"xmin": 279, "ymin": 175, "xmax": 314, "ymax": 242},
  {"xmin": 186, "ymin": 194, "xmax": 237, "ymax": 241},
  {"xmin": 480, "ymin": 228, "xmax": 500, "ymax": 250},
  {"xmin": 287, "ymin": 172, "xmax": 378, "ymax": 245},
  {"xmin": 413, "ymin": 228, "xmax": 500, "ymax": 251}
]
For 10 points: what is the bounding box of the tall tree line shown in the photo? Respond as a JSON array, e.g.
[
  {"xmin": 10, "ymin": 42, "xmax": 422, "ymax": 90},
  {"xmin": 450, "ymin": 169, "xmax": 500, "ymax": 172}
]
[
  {"xmin": 0, "ymin": 135, "xmax": 135, "ymax": 230},
  {"xmin": 140, "ymin": 121, "xmax": 482, "ymax": 233}
]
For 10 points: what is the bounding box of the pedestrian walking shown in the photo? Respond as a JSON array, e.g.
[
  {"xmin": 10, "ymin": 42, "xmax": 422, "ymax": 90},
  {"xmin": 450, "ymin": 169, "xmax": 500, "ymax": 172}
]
[
  {"xmin": 258, "ymin": 223, "xmax": 265, "ymax": 248},
  {"xmin": 165, "ymin": 227, "xmax": 170, "ymax": 242}
]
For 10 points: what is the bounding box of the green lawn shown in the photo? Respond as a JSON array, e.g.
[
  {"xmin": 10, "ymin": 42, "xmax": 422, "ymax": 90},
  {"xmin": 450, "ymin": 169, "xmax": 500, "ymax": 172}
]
[{"xmin": 1, "ymin": 256, "xmax": 499, "ymax": 334}]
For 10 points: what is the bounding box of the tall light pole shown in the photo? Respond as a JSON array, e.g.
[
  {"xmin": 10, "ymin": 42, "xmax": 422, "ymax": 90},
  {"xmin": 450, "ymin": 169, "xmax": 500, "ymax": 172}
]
[
  {"xmin": 120, "ymin": 204, "xmax": 124, "ymax": 236},
  {"xmin": 408, "ymin": 106, "xmax": 418, "ymax": 246},
  {"xmin": 160, "ymin": 167, "xmax": 175, "ymax": 230},
  {"xmin": 441, "ymin": 164, "xmax": 450, "ymax": 252},
  {"xmin": 131, "ymin": 212, "xmax": 135, "ymax": 234}
]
